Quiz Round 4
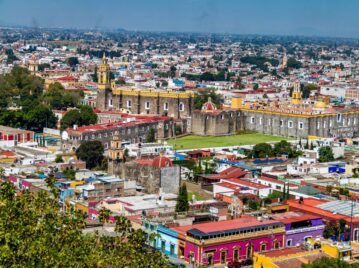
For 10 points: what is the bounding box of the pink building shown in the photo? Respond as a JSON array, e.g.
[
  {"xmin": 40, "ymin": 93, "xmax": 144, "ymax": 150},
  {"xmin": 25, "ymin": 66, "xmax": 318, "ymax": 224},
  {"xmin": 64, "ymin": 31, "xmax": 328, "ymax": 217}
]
[{"xmin": 173, "ymin": 216, "xmax": 285, "ymax": 266}]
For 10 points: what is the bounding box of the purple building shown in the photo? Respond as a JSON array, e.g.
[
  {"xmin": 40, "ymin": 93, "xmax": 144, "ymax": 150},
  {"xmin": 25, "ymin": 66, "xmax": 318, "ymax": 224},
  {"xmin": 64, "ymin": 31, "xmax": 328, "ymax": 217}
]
[
  {"xmin": 272, "ymin": 212, "xmax": 325, "ymax": 247},
  {"xmin": 173, "ymin": 216, "xmax": 285, "ymax": 266}
]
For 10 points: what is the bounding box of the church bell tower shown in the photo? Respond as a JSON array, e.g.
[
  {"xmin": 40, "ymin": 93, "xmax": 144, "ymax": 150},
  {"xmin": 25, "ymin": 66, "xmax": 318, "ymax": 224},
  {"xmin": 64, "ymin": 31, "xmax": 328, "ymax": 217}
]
[{"xmin": 96, "ymin": 53, "xmax": 111, "ymax": 110}]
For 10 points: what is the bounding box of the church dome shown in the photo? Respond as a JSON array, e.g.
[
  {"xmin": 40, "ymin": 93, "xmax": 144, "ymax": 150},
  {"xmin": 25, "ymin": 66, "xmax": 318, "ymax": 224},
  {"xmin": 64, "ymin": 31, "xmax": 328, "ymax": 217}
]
[
  {"xmin": 202, "ymin": 97, "xmax": 217, "ymax": 112},
  {"xmin": 152, "ymin": 154, "xmax": 173, "ymax": 168},
  {"xmin": 314, "ymin": 100, "xmax": 327, "ymax": 109}
]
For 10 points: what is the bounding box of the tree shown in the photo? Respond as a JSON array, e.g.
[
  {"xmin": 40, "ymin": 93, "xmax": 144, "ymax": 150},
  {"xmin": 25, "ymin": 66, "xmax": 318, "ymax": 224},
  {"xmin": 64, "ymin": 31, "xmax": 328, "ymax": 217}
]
[
  {"xmin": 44, "ymin": 82, "xmax": 81, "ymax": 109},
  {"xmin": 253, "ymin": 83, "xmax": 259, "ymax": 90},
  {"xmin": 287, "ymin": 58, "xmax": 302, "ymax": 69},
  {"xmin": 60, "ymin": 105, "xmax": 97, "ymax": 131},
  {"xmin": 161, "ymin": 80, "xmax": 168, "ymax": 87},
  {"xmin": 91, "ymin": 66, "xmax": 98, "ymax": 82},
  {"xmin": 25, "ymin": 104, "xmax": 57, "ymax": 132},
  {"xmin": 98, "ymin": 207, "xmax": 111, "ymax": 226},
  {"xmin": 63, "ymin": 169, "xmax": 76, "ymax": 180},
  {"xmin": 38, "ymin": 63, "xmax": 51, "ymax": 72},
  {"xmin": 175, "ymin": 184, "xmax": 189, "ymax": 212},
  {"xmin": 65, "ymin": 57, "xmax": 79, "ymax": 67},
  {"xmin": 5, "ymin": 49, "xmax": 19, "ymax": 64},
  {"xmin": 0, "ymin": 181, "xmax": 171, "ymax": 267},
  {"xmin": 251, "ymin": 143, "xmax": 273, "ymax": 158},
  {"xmin": 248, "ymin": 200, "xmax": 259, "ymax": 211},
  {"xmin": 318, "ymin": 146, "xmax": 334, "ymax": 162},
  {"xmin": 55, "ymin": 155, "xmax": 64, "ymax": 163},
  {"xmin": 274, "ymin": 140, "xmax": 293, "ymax": 157},
  {"xmin": 302, "ymin": 256, "xmax": 358, "ymax": 268},
  {"xmin": 323, "ymin": 221, "xmax": 337, "ymax": 239},
  {"xmin": 76, "ymin": 141, "xmax": 104, "ymax": 169},
  {"xmin": 146, "ymin": 128, "xmax": 156, "ymax": 143}
]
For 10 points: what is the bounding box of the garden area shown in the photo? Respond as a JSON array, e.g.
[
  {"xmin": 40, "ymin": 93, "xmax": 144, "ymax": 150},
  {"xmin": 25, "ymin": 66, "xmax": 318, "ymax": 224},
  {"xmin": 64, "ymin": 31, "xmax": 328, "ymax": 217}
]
[{"xmin": 168, "ymin": 134, "xmax": 287, "ymax": 150}]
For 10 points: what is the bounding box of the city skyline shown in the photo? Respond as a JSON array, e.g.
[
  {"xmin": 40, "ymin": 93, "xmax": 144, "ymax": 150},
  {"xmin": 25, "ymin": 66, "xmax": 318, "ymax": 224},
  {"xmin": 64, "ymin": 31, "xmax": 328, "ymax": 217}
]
[{"xmin": 1, "ymin": 0, "xmax": 359, "ymax": 38}]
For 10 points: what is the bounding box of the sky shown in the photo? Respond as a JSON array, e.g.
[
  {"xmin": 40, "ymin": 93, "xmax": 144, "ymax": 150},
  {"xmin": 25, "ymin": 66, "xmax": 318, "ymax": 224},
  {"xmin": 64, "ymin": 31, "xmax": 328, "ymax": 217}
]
[{"xmin": 0, "ymin": 0, "xmax": 359, "ymax": 38}]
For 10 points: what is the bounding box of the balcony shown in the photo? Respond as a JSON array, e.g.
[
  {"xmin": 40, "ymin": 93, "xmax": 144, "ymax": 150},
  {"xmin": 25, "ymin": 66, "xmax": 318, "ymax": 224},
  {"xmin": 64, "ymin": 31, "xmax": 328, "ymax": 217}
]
[
  {"xmin": 286, "ymin": 225, "xmax": 325, "ymax": 235},
  {"xmin": 187, "ymin": 227, "xmax": 285, "ymax": 246}
]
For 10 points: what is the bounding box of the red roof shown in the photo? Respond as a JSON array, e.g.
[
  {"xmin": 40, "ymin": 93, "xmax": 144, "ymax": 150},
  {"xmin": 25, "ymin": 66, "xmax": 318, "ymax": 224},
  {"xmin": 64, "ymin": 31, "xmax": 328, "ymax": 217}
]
[
  {"xmin": 67, "ymin": 116, "xmax": 170, "ymax": 133},
  {"xmin": 0, "ymin": 151, "xmax": 16, "ymax": 157},
  {"xmin": 261, "ymin": 247, "xmax": 305, "ymax": 258},
  {"xmin": 271, "ymin": 212, "xmax": 322, "ymax": 224},
  {"xmin": 286, "ymin": 198, "xmax": 359, "ymax": 222},
  {"xmin": 152, "ymin": 155, "xmax": 173, "ymax": 168},
  {"xmin": 203, "ymin": 167, "xmax": 247, "ymax": 180},
  {"xmin": 57, "ymin": 76, "xmax": 78, "ymax": 81},
  {"xmin": 172, "ymin": 216, "xmax": 280, "ymax": 235}
]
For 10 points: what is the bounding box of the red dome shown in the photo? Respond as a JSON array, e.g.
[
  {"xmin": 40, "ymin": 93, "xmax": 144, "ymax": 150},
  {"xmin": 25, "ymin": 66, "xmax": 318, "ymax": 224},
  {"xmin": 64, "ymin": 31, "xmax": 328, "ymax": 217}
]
[
  {"xmin": 202, "ymin": 97, "xmax": 217, "ymax": 112},
  {"xmin": 152, "ymin": 155, "xmax": 173, "ymax": 168}
]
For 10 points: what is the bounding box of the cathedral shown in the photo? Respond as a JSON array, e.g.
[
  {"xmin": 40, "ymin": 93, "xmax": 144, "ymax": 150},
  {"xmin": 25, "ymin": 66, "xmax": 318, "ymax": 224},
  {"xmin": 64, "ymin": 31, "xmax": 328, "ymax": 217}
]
[
  {"xmin": 96, "ymin": 54, "xmax": 194, "ymax": 119},
  {"xmin": 192, "ymin": 81, "xmax": 359, "ymax": 139}
]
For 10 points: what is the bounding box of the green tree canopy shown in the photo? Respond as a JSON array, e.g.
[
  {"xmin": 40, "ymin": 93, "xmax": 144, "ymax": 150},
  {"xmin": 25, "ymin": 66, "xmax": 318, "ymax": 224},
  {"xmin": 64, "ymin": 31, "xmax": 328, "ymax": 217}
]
[
  {"xmin": 60, "ymin": 105, "xmax": 97, "ymax": 131},
  {"xmin": 301, "ymin": 256, "xmax": 359, "ymax": 268},
  {"xmin": 318, "ymin": 146, "xmax": 334, "ymax": 162},
  {"xmin": 25, "ymin": 104, "xmax": 57, "ymax": 132},
  {"xmin": 76, "ymin": 140, "xmax": 104, "ymax": 169},
  {"xmin": 43, "ymin": 82, "xmax": 82, "ymax": 110},
  {"xmin": 176, "ymin": 184, "xmax": 189, "ymax": 212},
  {"xmin": 287, "ymin": 58, "xmax": 302, "ymax": 69},
  {"xmin": 0, "ymin": 181, "xmax": 170, "ymax": 267},
  {"xmin": 250, "ymin": 143, "xmax": 273, "ymax": 158},
  {"xmin": 146, "ymin": 128, "xmax": 156, "ymax": 143},
  {"xmin": 65, "ymin": 57, "xmax": 79, "ymax": 67}
]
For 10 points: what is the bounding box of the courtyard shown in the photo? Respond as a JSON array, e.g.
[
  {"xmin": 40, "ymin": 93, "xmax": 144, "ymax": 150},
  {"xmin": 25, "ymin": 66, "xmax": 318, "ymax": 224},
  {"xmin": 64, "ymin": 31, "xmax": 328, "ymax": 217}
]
[{"xmin": 167, "ymin": 134, "xmax": 287, "ymax": 150}]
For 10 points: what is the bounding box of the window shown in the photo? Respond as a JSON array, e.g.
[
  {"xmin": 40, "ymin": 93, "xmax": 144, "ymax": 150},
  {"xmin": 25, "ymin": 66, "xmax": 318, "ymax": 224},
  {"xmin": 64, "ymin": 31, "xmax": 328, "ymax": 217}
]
[
  {"xmin": 251, "ymin": 117, "xmax": 255, "ymax": 124},
  {"xmin": 179, "ymin": 102, "xmax": 184, "ymax": 112},
  {"xmin": 323, "ymin": 121, "xmax": 326, "ymax": 128},
  {"xmin": 274, "ymin": 240, "xmax": 280, "ymax": 249},
  {"xmin": 343, "ymin": 118, "xmax": 346, "ymax": 126},
  {"xmin": 246, "ymin": 245, "xmax": 253, "ymax": 258},
  {"xmin": 280, "ymin": 120, "xmax": 283, "ymax": 127},
  {"xmin": 348, "ymin": 118, "xmax": 351, "ymax": 126},
  {"xmin": 287, "ymin": 240, "xmax": 292, "ymax": 247},
  {"xmin": 317, "ymin": 122, "xmax": 320, "ymax": 129},
  {"xmin": 164, "ymin": 102, "xmax": 169, "ymax": 110},
  {"xmin": 108, "ymin": 99, "xmax": 113, "ymax": 106},
  {"xmin": 207, "ymin": 253, "xmax": 214, "ymax": 265},
  {"xmin": 337, "ymin": 113, "xmax": 342, "ymax": 122},
  {"xmin": 220, "ymin": 250, "xmax": 226, "ymax": 264},
  {"xmin": 329, "ymin": 120, "xmax": 333, "ymax": 127},
  {"xmin": 259, "ymin": 117, "xmax": 262, "ymax": 125},
  {"xmin": 354, "ymin": 118, "xmax": 357, "ymax": 125},
  {"xmin": 161, "ymin": 241, "xmax": 165, "ymax": 252},
  {"xmin": 288, "ymin": 121, "xmax": 293, "ymax": 128},
  {"xmin": 298, "ymin": 122, "xmax": 304, "ymax": 129},
  {"xmin": 170, "ymin": 244, "xmax": 175, "ymax": 256},
  {"xmin": 233, "ymin": 248, "xmax": 239, "ymax": 261},
  {"xmin": 127, "ymin": 100, "xmax": 132, "ymax": 108},
  {"xmin": 260, "ymin": 243, "xmax": 267, "ymax": 252},
  {"xmin": 145, "ymin": 101, "xmax": 150, "ymax": 110},
  {"xmin": 354, "ymin": 229, "xmax": 359, "ymax": 241},
  {"xmin": 268, "ymin": 119, "xmax": 271, "ymax": 126}
]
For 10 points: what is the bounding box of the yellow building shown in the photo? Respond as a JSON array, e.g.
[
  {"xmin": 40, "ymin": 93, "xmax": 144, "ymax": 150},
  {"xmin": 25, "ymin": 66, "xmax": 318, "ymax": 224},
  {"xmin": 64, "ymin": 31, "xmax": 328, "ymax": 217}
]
[
  {"xmin": 254, "ymin": 238, "xmax": 352, "ymax": 268},
  {"xmin": 291, "ymin": 80, "xmax": 302, "ymax": 105}
]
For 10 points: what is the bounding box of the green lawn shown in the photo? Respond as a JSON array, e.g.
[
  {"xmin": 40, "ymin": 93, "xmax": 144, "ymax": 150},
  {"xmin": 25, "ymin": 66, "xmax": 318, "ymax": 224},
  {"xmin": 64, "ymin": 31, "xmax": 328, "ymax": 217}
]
[{"xmin": 168, "ymin": 134, "xmax": 287, "ymax": 150}]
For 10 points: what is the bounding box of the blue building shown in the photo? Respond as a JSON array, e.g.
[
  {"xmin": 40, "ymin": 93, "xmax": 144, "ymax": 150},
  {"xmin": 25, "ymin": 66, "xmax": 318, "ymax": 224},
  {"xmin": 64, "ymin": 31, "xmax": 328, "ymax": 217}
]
[{"xmin": 156, "ymin": 225, "xmax": 179, "ymax": 258}]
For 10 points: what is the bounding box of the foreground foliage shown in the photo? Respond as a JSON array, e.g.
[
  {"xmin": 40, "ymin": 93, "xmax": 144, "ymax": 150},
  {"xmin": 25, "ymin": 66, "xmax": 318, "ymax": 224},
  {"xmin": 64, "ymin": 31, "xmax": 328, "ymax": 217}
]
[{"xmin": 0, "ymin": 181, "xmax": 171, "ymax": 267}]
